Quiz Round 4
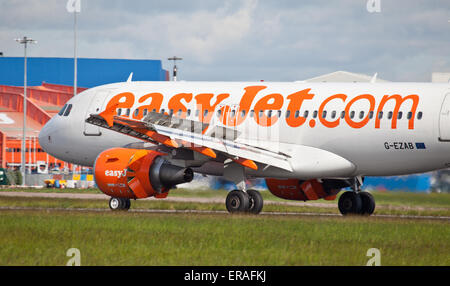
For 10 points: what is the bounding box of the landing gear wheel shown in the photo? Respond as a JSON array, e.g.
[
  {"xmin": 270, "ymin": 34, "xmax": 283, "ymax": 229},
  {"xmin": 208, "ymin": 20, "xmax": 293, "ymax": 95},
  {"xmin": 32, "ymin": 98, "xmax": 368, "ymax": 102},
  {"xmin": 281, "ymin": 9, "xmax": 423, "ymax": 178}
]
[
  {"xmin": 123, "ymin": 198, "xmax": 131, "ymax": 210},
  {"xmin": 109, "ymin": 197, "xmax": 130, "ymax": 211},
  {"xmin": 226, "ymin": 190, "xmax": 250, "ymax": 213},
  {"xmin": 246, "ymin": 189, "xmax": 263, "ymax": 214},
  {"xmin": 109, "ymin": 197, "xmax": 121, "ymax": 210},
  {"xmin": 359, "ymin": 192, "xmax": 375, "ymax": 215},
  {"xmin": 338, "ymin": 191, "xmax": 362, "ymax": 215}
]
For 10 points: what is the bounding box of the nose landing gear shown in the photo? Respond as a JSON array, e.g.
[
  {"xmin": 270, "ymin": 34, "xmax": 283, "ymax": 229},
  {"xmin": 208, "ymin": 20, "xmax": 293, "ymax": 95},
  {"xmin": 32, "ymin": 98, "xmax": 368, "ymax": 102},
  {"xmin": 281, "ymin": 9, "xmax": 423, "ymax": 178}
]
[{"xmin": 109, "ymin": 197, "xmax": 131, "ymax": 211}]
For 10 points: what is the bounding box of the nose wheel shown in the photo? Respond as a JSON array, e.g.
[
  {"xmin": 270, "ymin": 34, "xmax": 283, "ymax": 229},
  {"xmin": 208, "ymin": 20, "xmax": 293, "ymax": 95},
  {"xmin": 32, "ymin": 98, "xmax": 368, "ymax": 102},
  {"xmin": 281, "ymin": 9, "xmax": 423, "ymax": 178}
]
[
  {"xmin": 109, "ymin": 197, "xmax": 131, "ymax": 211},
  {"xmin": 226, "ymin": 189, "xmax": 263, "ymax": 214}
]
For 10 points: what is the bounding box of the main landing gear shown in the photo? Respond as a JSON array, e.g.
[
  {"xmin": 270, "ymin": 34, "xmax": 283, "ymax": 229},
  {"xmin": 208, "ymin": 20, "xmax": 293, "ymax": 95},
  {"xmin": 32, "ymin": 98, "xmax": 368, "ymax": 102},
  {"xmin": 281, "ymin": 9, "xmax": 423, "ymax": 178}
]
[
  {"xmin": 338, "ymin": 177, "xmax": 375, "ymax": 215},
  {"xmin": 226, "ymin": 189, "xmax": 264, "ymax": 214},
  {"xmin": 109, "ymin": 197, "xmax": 131, "ymax": 211}
]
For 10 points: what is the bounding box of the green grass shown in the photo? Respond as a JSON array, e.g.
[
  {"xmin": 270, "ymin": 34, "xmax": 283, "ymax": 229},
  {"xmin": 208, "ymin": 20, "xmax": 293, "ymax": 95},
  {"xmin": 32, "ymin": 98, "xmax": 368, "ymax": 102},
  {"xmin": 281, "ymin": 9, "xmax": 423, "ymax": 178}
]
[
  {"xmin": 367, "ymin": 191, "xmax": 450, "ymax": 208},
  {"xmin": 0, "ymin": 187, "xmax": 102, "ymax": 194},
  {"xmin": 0, "ymin": 210, "xmax": 448, "ymax": 266}
]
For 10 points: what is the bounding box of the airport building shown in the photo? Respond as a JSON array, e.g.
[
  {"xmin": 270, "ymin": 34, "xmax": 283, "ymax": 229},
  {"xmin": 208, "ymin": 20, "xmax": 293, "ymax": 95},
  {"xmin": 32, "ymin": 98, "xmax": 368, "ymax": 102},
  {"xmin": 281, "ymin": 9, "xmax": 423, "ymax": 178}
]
[{"xmin": 0, "ymin": 57, "xmax": 169, "ymax": 174}]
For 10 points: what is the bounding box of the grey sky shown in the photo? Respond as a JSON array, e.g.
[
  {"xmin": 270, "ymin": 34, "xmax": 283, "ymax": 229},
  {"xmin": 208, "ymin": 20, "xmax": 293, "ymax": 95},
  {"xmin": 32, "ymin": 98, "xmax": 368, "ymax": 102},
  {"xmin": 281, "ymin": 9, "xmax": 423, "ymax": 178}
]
[{"xmin": 0, "ymin": 0, "xmax": 449, "ymax": 82}]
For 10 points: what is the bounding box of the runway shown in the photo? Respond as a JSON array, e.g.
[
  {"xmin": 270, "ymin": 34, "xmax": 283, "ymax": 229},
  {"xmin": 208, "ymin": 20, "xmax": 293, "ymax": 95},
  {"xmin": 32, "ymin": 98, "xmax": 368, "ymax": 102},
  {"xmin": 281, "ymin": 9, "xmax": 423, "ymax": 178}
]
[
  {"xmin": 0, "ymin": 203, "xmax": 448, "ymax": 221},
  {"xmin": 1, "ymin": 191, "xmax": 448, "ymax": 212}
]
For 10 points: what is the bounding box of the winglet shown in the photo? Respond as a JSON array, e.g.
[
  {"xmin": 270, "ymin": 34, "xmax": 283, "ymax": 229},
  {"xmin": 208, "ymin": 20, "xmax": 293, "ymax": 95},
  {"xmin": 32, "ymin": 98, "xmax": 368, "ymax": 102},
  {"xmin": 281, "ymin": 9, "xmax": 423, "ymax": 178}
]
[
  {"xmin": 98, "ymin": 103, "xmax": 119, "ymax": 127},
  {"xmin": 127, "ymin": 72, "xmax": 133, "ymax": 83},
  {"xmin": 370, "ymin": 72, "xmax": 377, "ymax": 83}
]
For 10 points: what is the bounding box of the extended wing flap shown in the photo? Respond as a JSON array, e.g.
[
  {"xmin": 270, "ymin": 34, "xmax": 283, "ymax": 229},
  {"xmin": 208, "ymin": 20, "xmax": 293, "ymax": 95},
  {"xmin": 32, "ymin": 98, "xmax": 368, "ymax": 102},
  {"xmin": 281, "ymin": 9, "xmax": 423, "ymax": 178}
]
[
  {"xmin": 86, "ymin": 111, "xmax": 293, "ymax": 172},
  {"xmin": 152, "ymin": 124, "xmax": 293, "ymax": 171}
]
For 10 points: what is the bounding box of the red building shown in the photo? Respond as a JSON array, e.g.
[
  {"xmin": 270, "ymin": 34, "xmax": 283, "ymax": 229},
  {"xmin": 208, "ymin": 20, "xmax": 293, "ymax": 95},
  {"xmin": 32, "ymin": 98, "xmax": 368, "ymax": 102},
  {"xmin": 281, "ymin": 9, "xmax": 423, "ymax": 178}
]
[{"xmin": 0, "ymin": 83, "xmax": 87, "ymax": 172}]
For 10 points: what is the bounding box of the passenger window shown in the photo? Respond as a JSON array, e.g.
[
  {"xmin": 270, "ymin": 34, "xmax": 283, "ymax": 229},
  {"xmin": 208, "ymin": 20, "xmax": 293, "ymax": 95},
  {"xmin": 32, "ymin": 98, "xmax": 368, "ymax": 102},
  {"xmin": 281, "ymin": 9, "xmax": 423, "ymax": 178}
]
[
  {"xmin": 304, "ymin": 110, "xmax": 309, "ymax": 118},
  {"xmin": 125, "ymin": 108, "xmax": 130, "ymax": 117},
  {"xmin": 63, "ymin": 104, "xmax": 73, "ymax": 116},
  {"xmin": 313, "ymin": 111, "xmax": 318, "ymax": 118},
  {"xmin": 143, "ymin": 109, "xmax": 148, "ymax": 117},
  {"xmin": 398, "ymin": 111, "xmax": 402, "ymax": 119},
  {"xmin": 388, "ymin": 111, "xmax": 393, "ymax": 119},
  {"xmin": 231, "ymin": 110, "xmax": 236, "ymax": 118},
  {"xmin": 341, "ymin": 111, "xmax": 345, "ymax": 119},
  {"xmin": 117, "ymin": 108, "xmax": 122, "ymax": 116},
  {"xmin": 286, "ymin": 110, "xmax": 290, "ymax": 118},
  {"xmin": 242, "ymin": 110, "xmax": 246, "ymax": 117},
  {"xmin": 417, "ymin": 112, "xmax": 423, "ymax": 120},
  {"xmin": 359, "ymin": 111, "xmax": 364, "ymax": 119},
  {"xmin": 277, "ymin": 110, "xmax": 281, "ymax": 117},
  {"xmin": 187, "ymin": 109, "xmax": 191, "ymax": 117},
  {"xmin": 58, "ymin": 104, "xmax": 68, "ymax": 116},
  {"xmin": 267, "ymin": 110, "xmax": 272, "ymax": 117},
  {"xmin": 217, "ymin": 110, "xmax": 222, "ymax": 117},
  {"xmin": 295, "ymin": 111, "xmax": 299, "ymax": 118},
  {"xmin": 322, "ymin": 111, "xmax": 327, "ymax": 118},
  {"xmin": 350, "ymin": 111, "xmax": 355, "ymax": 119},
  {"xmin": 407, "ymin": 112, "xmax": 412, "ymax": 119},
  {"xmin": 378, "ymin": 111, "xmax": 383, "ymax": 119},
  {"xmin": 204, "ymin": 110, "xmax": 209, "ymax": 117},
  {"xmin": 369, "ymin": 111, "xmax": 374, "ymax": 119},
  {"xmin": 250, "ymin": 110, "xmax": 254, "ymax": 118},
  {"xmin": 134, "ymin": 109, "xmax": 139, "ymax": 117},
  {"xmin": 331, "ymin": 111, "xmax": 336, "ymax": 119},
  {"xmin": 161, "ymin": 109, "xmax": 165, "ymax": 114}
]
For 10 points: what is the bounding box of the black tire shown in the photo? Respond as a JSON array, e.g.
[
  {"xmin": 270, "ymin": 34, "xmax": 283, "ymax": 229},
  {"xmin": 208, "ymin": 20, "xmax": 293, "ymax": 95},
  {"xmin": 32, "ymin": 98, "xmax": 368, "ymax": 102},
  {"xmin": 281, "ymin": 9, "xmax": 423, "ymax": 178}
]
[
  {"xmin": 359, "ymin": 192, "xmax": 375, "ymax": 215},
  {"xmin": 123, "ymin": 198, "xmax": 131, "ymax": 210},
  {"xmin": 109, "ymin": 197, "xmax": 122, "ymax": 210},
  {"xmin": 226, "ymin": 190, "xmax": 250, "ymax": 213},
  {"xmin": 247, "ymin": 189, "xmax": 263, "ymax": 214},
  {"xmin": 338, "ymin": 191, "xmax": 362, "ymax": 215}
]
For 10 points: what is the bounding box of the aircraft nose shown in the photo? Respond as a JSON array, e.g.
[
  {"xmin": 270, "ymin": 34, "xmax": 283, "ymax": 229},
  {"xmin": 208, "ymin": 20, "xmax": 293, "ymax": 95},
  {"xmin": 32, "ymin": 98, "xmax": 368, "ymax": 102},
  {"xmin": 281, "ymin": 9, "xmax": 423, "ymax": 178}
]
[{"xmin": 38, "ymin": 118, "xmax": 54, "ymax": 154}]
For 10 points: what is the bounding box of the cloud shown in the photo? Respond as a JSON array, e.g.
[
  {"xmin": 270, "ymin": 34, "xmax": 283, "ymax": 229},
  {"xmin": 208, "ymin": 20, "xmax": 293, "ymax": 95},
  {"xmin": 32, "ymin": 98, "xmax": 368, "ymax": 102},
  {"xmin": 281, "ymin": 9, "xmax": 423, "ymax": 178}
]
[{"xmin": 1, "ymin": 0, "xmax": 449, "ymax": 82}]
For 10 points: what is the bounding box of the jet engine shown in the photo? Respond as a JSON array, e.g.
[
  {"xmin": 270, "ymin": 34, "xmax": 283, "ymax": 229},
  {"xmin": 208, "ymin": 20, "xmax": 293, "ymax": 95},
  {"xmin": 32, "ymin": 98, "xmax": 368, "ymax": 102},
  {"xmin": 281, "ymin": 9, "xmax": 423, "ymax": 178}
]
[
  {"xmin": 265, "ymin": 178, "xmax": 343, "ymax": 201},
  {"xmin": 94, "ymin": 148, "xmax": 193, "ymax": 199}
]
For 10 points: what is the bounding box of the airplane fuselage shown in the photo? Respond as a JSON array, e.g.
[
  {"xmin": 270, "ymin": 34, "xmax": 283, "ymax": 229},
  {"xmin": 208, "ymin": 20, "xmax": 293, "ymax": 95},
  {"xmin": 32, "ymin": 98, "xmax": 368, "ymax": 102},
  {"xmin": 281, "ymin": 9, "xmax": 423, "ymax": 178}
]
[{"xmin": 39, "ymin": 81, "xmax": 450, "ymax": 179}]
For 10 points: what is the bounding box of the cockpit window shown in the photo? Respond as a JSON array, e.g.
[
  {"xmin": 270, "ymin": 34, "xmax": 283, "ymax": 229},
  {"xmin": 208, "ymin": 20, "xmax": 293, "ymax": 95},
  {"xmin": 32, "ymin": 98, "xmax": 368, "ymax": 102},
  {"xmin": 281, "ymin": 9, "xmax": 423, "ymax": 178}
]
[
  {"xmin": 58, "ymin": 104, "xmax": 68, "ymax": 116},
  {"xmin": 63, "ymin": 104, "xmax": 73, "ymax": 116}
]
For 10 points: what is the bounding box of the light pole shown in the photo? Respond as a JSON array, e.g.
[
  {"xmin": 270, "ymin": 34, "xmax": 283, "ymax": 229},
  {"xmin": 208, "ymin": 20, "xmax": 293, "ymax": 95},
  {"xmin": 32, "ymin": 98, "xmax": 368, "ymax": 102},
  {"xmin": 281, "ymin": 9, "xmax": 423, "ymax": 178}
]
[
  {"xmin": 66, "ymin": 0, "xmax": 81, "ymax": 97},
  {"xmin": 15, "ymin": 36, "xmax": 37, "ymax": 186},
  {"xmin": 168, "ymin": 56, "xmax": 182, "ymax": 81}
]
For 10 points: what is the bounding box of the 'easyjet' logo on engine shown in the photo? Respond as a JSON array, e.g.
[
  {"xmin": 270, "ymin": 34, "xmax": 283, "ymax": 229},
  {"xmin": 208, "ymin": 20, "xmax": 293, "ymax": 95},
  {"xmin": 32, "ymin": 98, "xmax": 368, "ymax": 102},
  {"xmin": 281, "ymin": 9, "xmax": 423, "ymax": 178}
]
[
  {"xmin": 104, "ymin": 86, "xmax": 420, "ymax": 130},
  {"xmin": 104, "ymin": 169, "xmax": 126, "ymax": 178}
]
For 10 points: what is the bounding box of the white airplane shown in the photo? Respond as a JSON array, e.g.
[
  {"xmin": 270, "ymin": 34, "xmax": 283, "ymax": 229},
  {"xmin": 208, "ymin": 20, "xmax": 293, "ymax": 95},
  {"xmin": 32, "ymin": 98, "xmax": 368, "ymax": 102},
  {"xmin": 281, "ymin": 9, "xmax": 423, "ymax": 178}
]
[{"xmin": 38, "ymin": 80, "xmax": 450, "ymax": 215}]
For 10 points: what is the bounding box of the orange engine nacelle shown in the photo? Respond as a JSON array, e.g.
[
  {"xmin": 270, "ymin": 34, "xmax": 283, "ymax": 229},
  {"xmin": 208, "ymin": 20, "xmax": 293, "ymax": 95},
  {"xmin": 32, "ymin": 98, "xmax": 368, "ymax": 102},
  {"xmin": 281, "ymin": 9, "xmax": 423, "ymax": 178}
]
[
  {"xmin": 94, "ymin": 148, "xmax": 193, "ymax": 199},
  {"xmin": 265, "ymin": 178, "xmax": 340, "ymax": 201}
]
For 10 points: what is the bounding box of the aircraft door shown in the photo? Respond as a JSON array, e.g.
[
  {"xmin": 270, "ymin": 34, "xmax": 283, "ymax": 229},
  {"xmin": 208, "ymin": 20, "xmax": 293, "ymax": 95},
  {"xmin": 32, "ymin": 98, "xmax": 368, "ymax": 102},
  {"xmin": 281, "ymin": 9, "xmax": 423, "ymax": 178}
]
[
  {"xmin": 439, "ymin": 93, "xmax": 450, "ymax": 141},
  {"xmin": 83, "ymin": 89, "xmax": 110, "ymax": 136}
]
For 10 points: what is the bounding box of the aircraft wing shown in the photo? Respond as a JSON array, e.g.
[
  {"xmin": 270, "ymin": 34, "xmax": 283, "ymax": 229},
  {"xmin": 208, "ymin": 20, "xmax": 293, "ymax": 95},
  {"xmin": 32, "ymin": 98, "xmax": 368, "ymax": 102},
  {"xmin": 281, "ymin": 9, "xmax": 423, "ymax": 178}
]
[{"xmin": 86, "ymin": 106, "xmax": 293, "ymax": 172}]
